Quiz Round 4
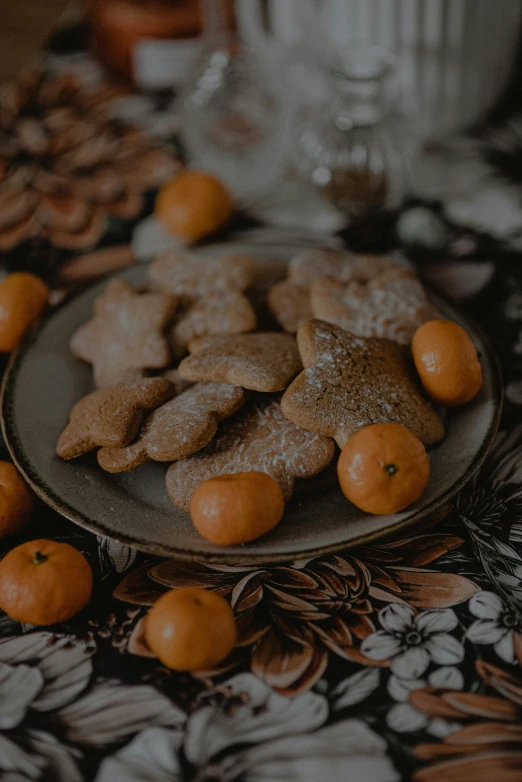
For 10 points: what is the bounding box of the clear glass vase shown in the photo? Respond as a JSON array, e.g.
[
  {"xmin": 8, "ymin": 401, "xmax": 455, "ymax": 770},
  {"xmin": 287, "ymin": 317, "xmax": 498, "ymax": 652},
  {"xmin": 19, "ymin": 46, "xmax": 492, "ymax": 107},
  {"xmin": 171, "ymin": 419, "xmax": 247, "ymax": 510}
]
[
  {"xmin": 294, "ymin": 45, "xmax": 419, "ymax": 223},
  {"xmin": 178, "ymin": 0, "xmax": 294, "ymax": 203}
]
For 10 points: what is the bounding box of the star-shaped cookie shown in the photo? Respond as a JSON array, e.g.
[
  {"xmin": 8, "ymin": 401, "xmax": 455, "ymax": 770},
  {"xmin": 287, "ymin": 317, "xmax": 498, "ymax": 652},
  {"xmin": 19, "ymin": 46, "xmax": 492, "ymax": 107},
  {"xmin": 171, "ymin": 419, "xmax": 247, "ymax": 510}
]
[
  {"xmin": 147, "ymin": 251, "xmax": 256, "ymax": 297},
  {"xmin": 311, "ymin": 267, "xmax": 439, "ymax": 345},
  {"xmin": 289, "ymin": 248, "xmax": 389, "ymax": 287},
  {"xmin": 97, "ymin": 382, "xmax": 248, "ymax": 473},
  {"xmin": 281, "ymin": 319, "xmax": 444, "ymax": 449},
  {"xmin": 166, "ymin": 396, "xmax": 335, "ymax": 511},
  {"xmin": 70, "ymin": 279, "xmax": 177, "ymax": 388},
  {"xmin": 268, "ymin": 249, "xmax": 393, "ymax": 334},
  {"xmin": 178, "ymin": 332, "xmax": 302, "ymax": 392},
  {"xmin": 171, "ymin": 291, "xmax": 257, "ymax": 358},
  {"xmin": 56, "ymin": 376, "xmax": 174, "ymax": 460}
]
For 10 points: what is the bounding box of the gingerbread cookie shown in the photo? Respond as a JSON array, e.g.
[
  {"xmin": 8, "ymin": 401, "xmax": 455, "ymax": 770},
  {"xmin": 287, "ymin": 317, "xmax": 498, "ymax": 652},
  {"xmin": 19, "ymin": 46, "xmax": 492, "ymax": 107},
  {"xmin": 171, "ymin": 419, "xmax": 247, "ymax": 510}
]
[
  {"xmin": 178, "ymin": 332, "xmax": 302, "ymax": 392},
  {"xmin": 171, "ymin": 291, "xmax": 256, "ymax": 358},
  {"xmin": 281, "ymin": 320, "xmax": 444, "ymax": 449},
  {"xmin": 56, "ymin": 376, "xmax": 173, "ymax": 460},
  {"xmin": 267, "ymin": 280, "xmax": 312, "ymax": 334},
  {"xmin": 97, "ymin": 382, "xmax": 248, "ymax": 473},
  {"xmin": 268, "ymin": 249, "xmax": 395, "ymax": 334},
  {"xmin": 311, "ymin": 267, "xmax": 439, "ymax": 345},
  {"xmin": 70, "ymin": 279, "xmax": 177, "ymax": 388},
  {"xmin": 166, "ymin": 396, "xmax": 335, "ymax": 511},
  {"xmin": 147, "ymin": 251, "xmax": 256, "ymax": 297},
  {"xmin": 288, "ymin": 248, "xmax": 389, "ymax": 287}
]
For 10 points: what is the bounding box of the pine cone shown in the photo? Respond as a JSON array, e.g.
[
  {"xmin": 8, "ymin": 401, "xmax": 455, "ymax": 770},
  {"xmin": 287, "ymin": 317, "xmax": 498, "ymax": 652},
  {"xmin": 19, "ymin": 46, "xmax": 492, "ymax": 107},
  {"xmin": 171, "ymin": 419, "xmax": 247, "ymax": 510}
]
[{"xmin": 0, "ymin": 68, "xmax": 179, "ymax": 253}]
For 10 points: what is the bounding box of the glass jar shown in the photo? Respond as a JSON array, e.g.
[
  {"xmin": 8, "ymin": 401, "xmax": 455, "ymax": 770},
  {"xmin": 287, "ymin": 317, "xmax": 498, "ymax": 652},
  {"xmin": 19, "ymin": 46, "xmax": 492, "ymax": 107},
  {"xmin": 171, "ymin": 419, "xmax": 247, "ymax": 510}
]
[
  {"xmin": 178, "ymin": 0, "xmax": 294, "ymax": 202},
  {"xmin": 294, "ymin": 45, "xmax": 418, "ymax": 223}
]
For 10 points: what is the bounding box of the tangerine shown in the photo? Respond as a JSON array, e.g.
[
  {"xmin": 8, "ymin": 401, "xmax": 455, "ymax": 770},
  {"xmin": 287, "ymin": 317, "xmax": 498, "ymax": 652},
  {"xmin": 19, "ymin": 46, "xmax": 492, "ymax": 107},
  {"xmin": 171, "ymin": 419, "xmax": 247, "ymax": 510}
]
[
  {"xmin": 190, "ymin": 471, "xmax": 284, "ymax": 545},
  {"xmin": 145, "ymin": 586, "xmax": 237, "ymax": 671},
  {"xmin": 337, "ymin": 423, "xmax": 430, "ymax": 514},
  {"xmin": 412, "ymin": 319, "xmax": 482, "ymax": 407},
  {"xmin": 0, "ymin": 462, "xmax": 33, "ymax": 539},
  {"xmin": 0, "ymin": 272, "xmax": 49, "ymax": 352},
  {"xmin": 155, "ymin": 170, "xmax": 234, "ymax": 242},
  {"xmin": 0, "ymin": 539, "xmax": 93, "ymax": 625}
]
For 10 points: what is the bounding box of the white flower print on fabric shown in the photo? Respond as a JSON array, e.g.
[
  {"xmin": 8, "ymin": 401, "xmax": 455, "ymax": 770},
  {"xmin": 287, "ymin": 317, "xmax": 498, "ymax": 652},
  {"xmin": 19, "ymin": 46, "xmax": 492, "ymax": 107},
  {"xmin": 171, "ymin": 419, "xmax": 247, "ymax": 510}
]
[
  {"xmin": 466, "ymin": 591, "xmax": 522, "ymax": 664},
  {"xmin": 360, "ymin": 604, "xmax": 464, "ymax": 678},
  {"xmin": 183, "ymin": 673, "xmax": 328, "ymax": 766},
  {"xmin": 235, "ymin": 719, "xmax": 400, "ymax": 782},
  {"xmin": 0, "ymin": 631, "xmax": 185, "ymax": 781},
  {"xmin": 386, "ymin": 666, "xmax": 465, "ymax": 734},
  {"xmin": 95, "ymin": 726, "xmax": 184, "ymax": 782},
  {"xmin": 97, "ymin": 537, "xmax": 138, "ymax": 578},
  {"xmin": 0, "ymin": 632, "xmax": 95, "ymax": 781},
  {"xmin": 0, "ymin": 632, "xmax": 96, "ymax": 713},
  {"xmin": 330, "ymin": 669, "xmax": 380, "ymax": 711},
  {"xmin": 386, "ymin": 701, "xmax": 462, "ymax": 738},
  {"xmin": 387, "ymin": 666, "xmax": 464, "ymax": 703},
  {"xmin": 96, "ymin": 673, "xmax": 400, "ymax": 782}
]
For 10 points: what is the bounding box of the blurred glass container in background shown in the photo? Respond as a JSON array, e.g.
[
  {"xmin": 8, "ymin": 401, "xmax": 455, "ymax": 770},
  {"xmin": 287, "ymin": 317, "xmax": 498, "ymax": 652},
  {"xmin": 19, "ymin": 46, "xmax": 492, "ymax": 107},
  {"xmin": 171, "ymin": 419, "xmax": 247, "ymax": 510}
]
[
  {"xmin": 178, "ymin": 0, "xmax": 294, "ymax": 202},
  {"xmin": 294, "ymin": 45, "xmax": 418, "ymax": 222},
  {"xmin": 264, "ymin": 0, "xmax": 522, "ymax": 139}
]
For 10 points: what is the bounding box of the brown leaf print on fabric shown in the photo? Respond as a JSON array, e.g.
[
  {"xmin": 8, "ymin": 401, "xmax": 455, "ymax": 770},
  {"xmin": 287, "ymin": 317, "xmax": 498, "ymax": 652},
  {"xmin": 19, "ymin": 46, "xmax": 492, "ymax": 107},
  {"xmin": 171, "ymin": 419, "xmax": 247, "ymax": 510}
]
[
  {"xmin": 115, "ymin": 533, "xmax": 478, "ymax": 695},
  {"xmin": 0, "ymin": 68, "xmax": 178, "ymax": 252},
  {"xmin": 411, "ymin": 661, "xmax": 522, "ymax": 782}
]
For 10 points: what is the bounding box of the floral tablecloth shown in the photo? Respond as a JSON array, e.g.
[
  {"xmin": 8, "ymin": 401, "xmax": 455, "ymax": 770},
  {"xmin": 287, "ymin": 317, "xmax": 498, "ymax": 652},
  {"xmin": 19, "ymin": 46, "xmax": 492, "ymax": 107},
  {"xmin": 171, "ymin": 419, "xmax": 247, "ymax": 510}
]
[{"xmin": 2, "ymin": 33, "xmax": 522, "ymax": 782}]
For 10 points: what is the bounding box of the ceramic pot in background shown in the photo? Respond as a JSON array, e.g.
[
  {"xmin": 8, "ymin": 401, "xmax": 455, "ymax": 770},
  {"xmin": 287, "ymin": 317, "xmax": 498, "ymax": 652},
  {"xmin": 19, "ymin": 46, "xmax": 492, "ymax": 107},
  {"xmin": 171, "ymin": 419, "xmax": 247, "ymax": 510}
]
[{"xmin": 87, "ymin": 0, "xmax": 203, "ymax": 88}]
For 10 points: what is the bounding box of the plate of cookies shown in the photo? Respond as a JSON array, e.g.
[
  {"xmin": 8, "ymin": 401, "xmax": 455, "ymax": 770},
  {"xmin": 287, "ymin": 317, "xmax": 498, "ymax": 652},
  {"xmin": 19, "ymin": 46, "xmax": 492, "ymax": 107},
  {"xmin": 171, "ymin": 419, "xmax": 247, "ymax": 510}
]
[{"xmin": 1, "ymin": 242, "xmax": 502, "ymax": 563}]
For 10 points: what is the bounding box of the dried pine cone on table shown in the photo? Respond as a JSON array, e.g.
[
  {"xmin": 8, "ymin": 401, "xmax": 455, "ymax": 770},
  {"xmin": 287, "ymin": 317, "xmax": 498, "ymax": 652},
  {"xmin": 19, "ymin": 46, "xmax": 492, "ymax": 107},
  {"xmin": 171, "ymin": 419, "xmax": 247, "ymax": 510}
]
[{"xmin": 0, "ymin": 67, "xmax": 179, "ymax": 264}]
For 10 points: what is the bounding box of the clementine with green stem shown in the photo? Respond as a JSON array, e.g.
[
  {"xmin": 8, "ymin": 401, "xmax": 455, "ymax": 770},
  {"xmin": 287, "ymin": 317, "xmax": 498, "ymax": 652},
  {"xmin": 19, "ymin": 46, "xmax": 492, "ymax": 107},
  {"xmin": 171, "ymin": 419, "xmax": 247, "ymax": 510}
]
[
  {"xmin": 0, "ymin": 539, "xmax": 93, "ymax": 625},
  {"xmin": 337, "ymin": 423, "xmax": 430, "ymax": 515}
]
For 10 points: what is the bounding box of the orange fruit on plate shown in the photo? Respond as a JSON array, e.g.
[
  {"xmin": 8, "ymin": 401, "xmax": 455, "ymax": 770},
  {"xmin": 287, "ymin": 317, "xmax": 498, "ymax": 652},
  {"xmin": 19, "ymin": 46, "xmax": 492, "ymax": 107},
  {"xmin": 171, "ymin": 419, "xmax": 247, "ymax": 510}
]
[
  {"xmin": 0, "ymin": 272, "xmax": 49, "ymax": 352},
  {"xmin": 412, "ymin": 319, "xmax": 482, "ymax": 407},
  {"xmin": 0, "ymin": 462, "xmax": 33, "ymax": 539},
  {"xmin": 0, "ymin": 539, "xmax": 93, "ymax": 625},
  {"xmin": 190, "ymin": 471, "xmax": 285, "ymax": 545},
  {"xmin": 145, "ymin": 586, "xmax": 237, "ymax": 671},
  {"xmin": 337, "ymin": 423, "xmax": 430, "ymax": 515},
  {"xmin": 155, "ymin": 170, "xmax": 234, "ymax": 242}
]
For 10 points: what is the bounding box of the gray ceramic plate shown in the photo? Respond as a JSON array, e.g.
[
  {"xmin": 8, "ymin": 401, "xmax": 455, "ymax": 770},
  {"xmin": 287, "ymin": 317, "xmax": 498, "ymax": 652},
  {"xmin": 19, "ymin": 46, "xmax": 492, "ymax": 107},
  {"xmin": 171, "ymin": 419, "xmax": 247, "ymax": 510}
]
[{"xmin": 1, "ymin": 242, "xmax": 503, "ymax": 563}]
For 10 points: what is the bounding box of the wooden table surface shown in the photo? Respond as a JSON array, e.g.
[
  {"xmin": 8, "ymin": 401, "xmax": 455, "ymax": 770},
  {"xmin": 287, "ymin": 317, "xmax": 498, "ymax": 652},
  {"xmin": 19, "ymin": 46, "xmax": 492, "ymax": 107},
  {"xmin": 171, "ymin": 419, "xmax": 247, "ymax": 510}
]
[{"xmin": 0, "ymin": 0, "xmax": 74, "ymax": 82}]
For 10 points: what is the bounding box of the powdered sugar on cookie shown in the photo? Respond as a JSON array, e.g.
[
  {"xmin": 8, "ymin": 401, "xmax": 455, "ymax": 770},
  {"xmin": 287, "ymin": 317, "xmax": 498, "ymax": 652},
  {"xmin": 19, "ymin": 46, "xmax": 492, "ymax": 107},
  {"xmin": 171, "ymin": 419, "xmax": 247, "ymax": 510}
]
[
  {"xmin": 98, "ymin": 382, "xmax": 248, "ymax": 472},
  {"xmin": 148, "ymin": 251, "xmax": 256, "ymax": 297},
  {"xmin": 311, "ymin": 268, "xmax": 440, "ymax": 345},
  {"xmin": 56, "ymin": 376, "xmax": 174, "ymax": 460},
  {"xmin": 70, "ymin": 278, "xmax": 177, "ymax": 388},
  {"xmin": 269, "ymin": 248, "xmax": 397, "ymax": 334},
  {"xmin": 166, "ymin": 396, "xmax": 335, "ymax": 511},
  {"xmin": 171, "ymin": 291, "xmax": 256, "ymax": 358},
  {"xmin": 178, "ymin": 332, "xmax": 302, "ymax": 392},
  {"xmin": 281, "ymin": 319, "xmax": 444, "ymax": 449}
]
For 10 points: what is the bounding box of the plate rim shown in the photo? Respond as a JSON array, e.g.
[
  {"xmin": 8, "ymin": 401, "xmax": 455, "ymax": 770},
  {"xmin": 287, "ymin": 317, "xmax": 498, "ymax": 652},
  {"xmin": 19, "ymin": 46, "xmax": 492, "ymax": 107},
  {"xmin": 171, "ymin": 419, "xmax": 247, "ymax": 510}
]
[{"xmin": 0, "ymin": 262, "xmax": 504, "ymax": 564}]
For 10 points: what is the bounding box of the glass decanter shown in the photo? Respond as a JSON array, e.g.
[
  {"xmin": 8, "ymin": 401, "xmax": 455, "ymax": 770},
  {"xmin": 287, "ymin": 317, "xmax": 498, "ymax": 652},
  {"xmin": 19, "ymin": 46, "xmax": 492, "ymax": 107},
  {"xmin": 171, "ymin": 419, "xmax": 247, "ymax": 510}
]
[
  {"xmin": 294, "ymin": 45, "xmax": 418, "ymax": 222},
  {"xmin": 178, "ymin": 0, "xmax": 294, "ymax": 203}
]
